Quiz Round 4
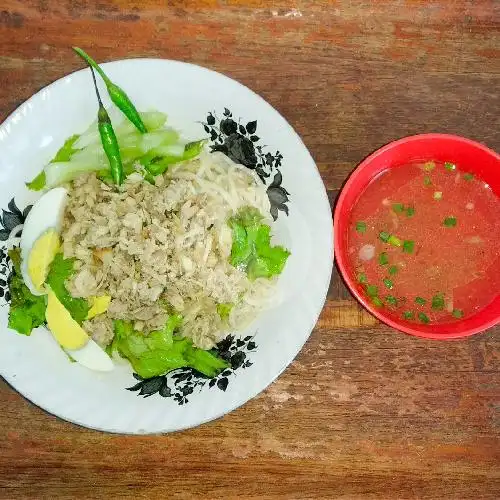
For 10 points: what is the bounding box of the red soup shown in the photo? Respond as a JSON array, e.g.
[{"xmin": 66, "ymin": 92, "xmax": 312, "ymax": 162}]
[{"xmin": 348, "ymin": 160, "xmax": 500, "ymax": 325}]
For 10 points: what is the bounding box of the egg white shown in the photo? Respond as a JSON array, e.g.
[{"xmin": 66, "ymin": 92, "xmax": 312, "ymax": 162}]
[
  {"xmin": 65, "ymin": 339, "xmax": 114, "ymax": 372},
  {"xmin": 20, "ymin": 187, "xmax": 68, "ymax": 295}
]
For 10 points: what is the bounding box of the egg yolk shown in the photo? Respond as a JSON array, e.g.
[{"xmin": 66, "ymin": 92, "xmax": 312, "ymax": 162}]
[
  {"xmin": 28, "ymin": 229, "xmax": 60, "ymax": 292},
  {"xmin": 87, "ymin": 295, "xmax": 111, "ymax": 320},
  {"xmin": 46, "ymin": 288, "xmax": 89, "ymax": 350}
]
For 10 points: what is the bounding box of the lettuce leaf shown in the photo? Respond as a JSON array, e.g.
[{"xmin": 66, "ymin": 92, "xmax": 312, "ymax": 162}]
[
  {"xmin": 228, "ymin": 206, "xmax": 290, "ymax": 281},
  {"xmin": 111, "ymin": 317, "xmax": 229, "ymax": 379},
  {"xmin": 7, "ymin": 248, "xmax": 46, "ymax": 335},
  {"xmin": 45, "ymin": 253, "xmax": 89, "ymax": 324}
]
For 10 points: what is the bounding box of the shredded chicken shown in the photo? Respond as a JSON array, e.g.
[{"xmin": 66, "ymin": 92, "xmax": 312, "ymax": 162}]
[{"xmin": 62, "ymin": 151, "xmax": 276, "ymax": 349}]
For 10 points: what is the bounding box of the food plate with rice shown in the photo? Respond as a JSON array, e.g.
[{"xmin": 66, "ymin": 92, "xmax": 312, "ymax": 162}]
[{"xmin": 0, "ymin": 53, "xmax": 333, "ymax": 433}]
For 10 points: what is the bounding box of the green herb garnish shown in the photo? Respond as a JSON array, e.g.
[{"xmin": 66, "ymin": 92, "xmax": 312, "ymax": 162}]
[
  {"xmin": 418, "ymin": 312, "xmax": 430, "ymax": 324},
  {"xmin": 392, "ymin": 203, "xmax": 405, "ymax": 214},
  {"xmin": 388, "ymin": 235, "xmax": 402, "ymax": 247},
  {"xmin": 379, "ymin": 252, "xmax": 389, "ymax": 266},
  {"xmin": 463, "ymin": 173, "xmax": 474, "ymax": 181},
  {"xmin": 358, "ymin": 273, "xmax": 368, "ymax": 284},
  {"xmin": 355, "ymin": 221, "xmax": 367, "ymax": 233},
  {"xmin": 406, "ymin": 206, "xmax": 415, "ymax": 217},
  {"xmin": 431, "ymin": 293, "xmax": 445, "ymax": 310},
  {"xmin": 423, "ymin": 161, "xmax": 436, "ymax": 171},
  {"xmin": 388, "ymin": 265, "xmax": 398, "ymax": 275},
  {"xmin": 415, "ymin": 296, "xmax": 426, "ymax": 305},
  {"xmin": 452, "ymin": 309, "xmax": 464, "ymax": 319},
  {"xmin": 366, "ymin": 284, "xmax": 379, "ymax": 297},
  {"xmin": 217, "ymin": 302, "xmax": 233, "ymax": 321},
  {"xmin": 403, "ymin": 240, "xmax": 415, "ymax": 254},
  {"xmin": 385, "ymin": 295, "xmax": 397, "ymax": 306},
  {"xmin": 424, "ymin": 176, "xmax": 432, "ymax": 186},
  {"xmin": 433, "ymin": 191, "xmax": 442, "ymax": 200},
  {"xmin": 379, "ymin": 231, "xmax": 390, "ymax": 243},
  {"xmin": 383, "ymin": 278, "xmax": 394, "ymax": 290},
  {"xmin": 444, "ymin": 162, "xmax": 456, "ymax": 171},
  {"xmin": 403, "ymin": 311, "xmax": 414, "ymax": 320},
  {"xmin": 372, "ymin": 297, "xmax": 383, "ymax": 308},
  {"xmin": 443, "ymin": 217, "xmax": 457, "ymax": 227}
]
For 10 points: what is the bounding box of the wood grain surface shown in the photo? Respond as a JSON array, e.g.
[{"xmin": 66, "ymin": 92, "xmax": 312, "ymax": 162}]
[{"xmin": 1, "ymin": 1, "xmax": 499, "ymax": 499}]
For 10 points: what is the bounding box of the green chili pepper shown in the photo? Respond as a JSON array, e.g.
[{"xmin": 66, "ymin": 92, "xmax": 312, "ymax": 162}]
[
  {"xmin": 90, "ymin": 67, "xmax": 124, "ymax": 185},
  {"xmin": 73, "ymin": 47, "xmax": 147, "ymax": 133}
]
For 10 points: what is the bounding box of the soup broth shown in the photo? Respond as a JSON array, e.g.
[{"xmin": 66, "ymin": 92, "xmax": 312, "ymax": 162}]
[{"xmin": 348, "ymin": 160, "xmax": 500, "ymax": 324}]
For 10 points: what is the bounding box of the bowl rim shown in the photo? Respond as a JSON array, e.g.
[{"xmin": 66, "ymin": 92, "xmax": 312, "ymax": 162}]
[{"xmin": 333, "ymin": 133, "xmax": 500, "ymax": 340}]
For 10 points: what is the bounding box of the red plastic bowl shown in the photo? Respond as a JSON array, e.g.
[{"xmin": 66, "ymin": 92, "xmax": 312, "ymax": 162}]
[{"xmin": 334, "ymin": 134, "xmax": 500, "ymax": 339}]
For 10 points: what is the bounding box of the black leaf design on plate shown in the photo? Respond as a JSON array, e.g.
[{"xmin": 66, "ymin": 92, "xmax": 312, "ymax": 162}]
[
  {"xmin": 217, "ymin": 377, "xmax": 229, "ymax": 392},
  {"xmin": 126, "ymin": 334, "xmax": 258, "ymax": 404},
  {"xmin": 245, "ymin": 121, "xmax": 257, "ymax": 134},
  {"xmin": 206, "ymin": 113, "xmax": 216, "ymax": 126},
  {"xmin": 0, "ymin": 198, "xmax": 32, "ymax": 241},
  {"xmin": 202, "ymin": 109, "xmax": 290, "ymax": 219},
  {"xmin": 0, "ymin": 198, "xmax": 32, "ymax": 306}
]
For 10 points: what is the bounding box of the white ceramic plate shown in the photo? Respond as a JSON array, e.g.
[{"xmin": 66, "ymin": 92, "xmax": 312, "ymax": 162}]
[{"xmin": 0, "ymin": 59, "xmax": 333, "ymax": 433}]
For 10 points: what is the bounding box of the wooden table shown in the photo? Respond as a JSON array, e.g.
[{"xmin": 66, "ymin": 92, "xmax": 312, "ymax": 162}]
[{"xmin": 1, "ymin": 1, "xmax": 499, "ymax": 498}]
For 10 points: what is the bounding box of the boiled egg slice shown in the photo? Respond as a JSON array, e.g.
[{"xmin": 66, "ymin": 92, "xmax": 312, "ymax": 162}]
[
  {"xmin": 46, "ymin": 287, "xmax": 114, "ymax": 372},
  {"xmin": 20, "ymin": 187, "xmax": 68, "ymax": 295}
]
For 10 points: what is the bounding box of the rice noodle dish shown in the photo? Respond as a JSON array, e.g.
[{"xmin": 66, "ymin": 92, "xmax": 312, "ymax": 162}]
[
  {"xmin": 6, "ymin": 49, "xmax": 290, "ymax": 379},
  {"xmin": 64, "ymin": 152, "xmax": 279, "ymax": 350}
]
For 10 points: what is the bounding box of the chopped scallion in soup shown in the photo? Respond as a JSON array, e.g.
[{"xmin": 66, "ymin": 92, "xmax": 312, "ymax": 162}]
[{"xmin": 348, "ymin": 160, "xmax": 500, "ymax": 324}]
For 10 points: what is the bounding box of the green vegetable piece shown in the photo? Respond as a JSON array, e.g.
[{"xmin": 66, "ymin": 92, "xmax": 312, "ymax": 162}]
[
  {"xmin": 26, "ymin": 134, "xmax": 81, "ymax": 191},
  {"xmin": 406, "ymin": 206, "xmax": 415, "ymax": 217},
  {"xmin": 444, "ymin": 162, "xmax": 456, "ymax": 171},
  {"xmin": 379, "ymin": 231, "xmax": 390, "ymax": 243},
  {"xmin": 424, "ymin": 176, "xmax": 432, "ymax": 186},
  {"xmin": 383, "ymin": 278, "xmax": 394, "ymax": 290},
  {"xmin": 52, "ymin": 134, "xmax": 80, "ymax": 162},
  {"xmin": 111, "ymin": 318, "xmax": 228, "ymax": 379},
  {"xmin": 431, "ymin": 293, "xmax": 445, "ymax": 311},
  {"xmin": 392, "ymin": 203, "xmax": 405, "ymax": 214},
  {"xmin": 183, "ymin": 140, "xmax": 206, "ymax": 161},
  {"xmin": 403, "ymin": 240, "xmax": 415, "ymax": 254},
  {"xmin": 463, "ymin": 173, "xmax": 474, "ymax": 181},
  {"xmin": 366, "ymin": 284, "xmax": 378, "ymax": 297},
  {"xmin": 423, "ymin": 161, "xmax": 436, "ymax": 171},
  {"xmin": 418, "ymin": 312, "xmax": 430, "ymax": 324},
  {"xmin": 217, "ymin": 302, "xmax": 233, "ymax": 321},
  {"xmin": 415, "ymin": 296, "xmax": 426, "ymax": 305},
  {"xmin": 385, "ymin": 295, "xmax": 397, "ymax": 306},
  {"xmin": 46, "ymin": 253, "xmax": 89, "ymax": 324},
  {"xmin": 6, "ymin": 248, "xmax": 46, "ymax": 335},
  {"xmin": 143, "ymin": 140, "xmax": 206, "ymax": 177},
  {"xmin": 443, "ymin": 217, "xmax": 457, "ymax": 227},
  {"xmin": 452, "ymin": 309, "xmax": 464, "ymax": 319},
  {"xmin": 358, "ymin": 273, "xmax": 368, "ymax": 284},
  {"xmin": 355, "ymin": 221, "xmax": 367, "ymax": 233},
  {"xmin": 372, "ymin": 297, "xmax": 383, "ymax": 308},
  {"xmin": 73, "ymin": 47, "xmax": 147, "ymax": 133},
  {"xmin": 89, "ymin": 67, "xmax": 124, "ymax": 185},
  {"xmin": 228, "ymin": 207, "xmax": 290, "ymax": 281},
  {"xmin": 403, "ymin": 311, "xmax": 414, "ymax": 320},
  {"xmin": 388, "ymin": 265, "xmax": 398, "ymax": 275},
  {"xmin": 26, "ymin": 171, "xmax": 47, "ymax": 191},
  {"xmin": 388, "ymin": 235, "xmax": 402, "ymax": 247},
  {"xmin": 378, "ymin": 252, "xmax": 389, "ymax": 266},
  {"xmin": 433, "ymin": 191, "xmax": 442, "ymax": 200}
]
